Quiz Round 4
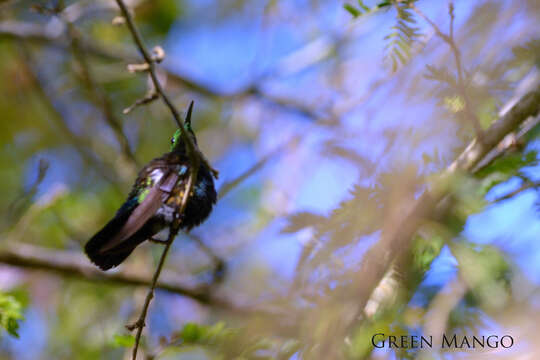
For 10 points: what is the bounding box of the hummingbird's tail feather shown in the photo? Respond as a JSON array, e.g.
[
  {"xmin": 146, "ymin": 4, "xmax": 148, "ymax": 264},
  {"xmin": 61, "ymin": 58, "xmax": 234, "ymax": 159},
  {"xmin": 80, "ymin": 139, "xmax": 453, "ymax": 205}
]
[
  {"xmin": 85, "ymin": 200, "xmax": 155, "ymax": 271},
  {"xmin": 85, "ymin": 172, "xmax": 179, "ymax": 271},
  {"xmin": 85, "ymin": 218, "xmax": 154, "ymax": 270}
]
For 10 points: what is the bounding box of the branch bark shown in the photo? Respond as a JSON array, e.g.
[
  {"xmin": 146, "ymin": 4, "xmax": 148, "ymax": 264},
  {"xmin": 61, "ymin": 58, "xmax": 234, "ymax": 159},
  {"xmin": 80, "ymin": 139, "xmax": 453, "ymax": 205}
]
[{"xmin": 0, "ymin": 243, "xmax": 213, "ymax": 304}]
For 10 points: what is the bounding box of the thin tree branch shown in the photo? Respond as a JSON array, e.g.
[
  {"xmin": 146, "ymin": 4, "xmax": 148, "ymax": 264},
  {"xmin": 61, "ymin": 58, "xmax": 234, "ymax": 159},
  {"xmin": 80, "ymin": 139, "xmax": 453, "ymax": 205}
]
[
  {"xmin": 113, "ymin": 0, "xmax": 218, "ymax": 181},
  {"xmin": 17, "ymin": 45, "xmax": 124, "ymax": 193},
  {"xmin": 493, "ymin": 180, "xmax": 540, "ymax": 203},
  {"xmin": 218, "ymin": 137, "xmax": 297, "ymax": 199},
  {"xmin": 409, "ymin": 1, "xmax": 483, "ymax": 137},
  {"xmin": 127, "ymin": 164, "xmax": 199, "ymax": 360},
  {"xmin": 64, "ymin": 20, "xmax": 139, "ymax": 167},
  {"xmin": 0, "ymin": 243, "xmax": 210, "ymax": 303},
  {"xmin": 0, "ymin": 20, "xmax": 327, "ymax": 124},
  {"xmin": 127, "ymin": 223, "xmax": 179, "ymax": 359},
  {"xmin": 419, "ymin": 274, "xmax": 468, "ymax": 359},
  {"xmin": 109, "ymin": 3, "xmax": 212, "ymax": 358},
  {"xmin": 2, "ymin": 159, "xmax": 49, "ymax": 232}
]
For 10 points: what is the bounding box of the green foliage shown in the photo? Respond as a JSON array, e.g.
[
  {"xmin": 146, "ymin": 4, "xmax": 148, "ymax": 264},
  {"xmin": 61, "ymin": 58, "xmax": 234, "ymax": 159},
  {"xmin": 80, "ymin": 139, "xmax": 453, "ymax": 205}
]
[
  {"xmin": 344, "ymin": 0, "xmax": 421, "ymax": 71},
  {"xmin": 111, "ymin": 334, "xmax": 135, "ymax": 348},
  {"xmin": 343, "ymin": 4, "xmax": 361, "ymax": 18},
  {"xmin": 343, "ymin": 0, "xmax": 395, "ymax": 18},
  {"xmin": 508, "ymin": 38, "xmax": 540, "ymax": 68},
  {"xmin": 343, "ymin": 1, "xmax": 372, "ymax": 18},
  {"xmin": 384, "ymin": 1, "xmax": 421, "ymax": 72},
  {"xmin": 476, "ymin": 150, "xmax": 538, "ymax": 193},
  {"xmin": 0, "ymin": 291, "xmax": 25, "ymax": 338},
  {"xmin": 411, "ymin": 234, "xmax": 445, "ymax": 274},
  {"xmin": 135, "ymin": 0, "xmax": 184, "ymax": 36},
  {"xmin": 452, "ymin": 242, "xmax": 512, "ymax": 312},
  {"xmin": 164, "ymin": 322, "xmax": 298, "ymax": 359}
]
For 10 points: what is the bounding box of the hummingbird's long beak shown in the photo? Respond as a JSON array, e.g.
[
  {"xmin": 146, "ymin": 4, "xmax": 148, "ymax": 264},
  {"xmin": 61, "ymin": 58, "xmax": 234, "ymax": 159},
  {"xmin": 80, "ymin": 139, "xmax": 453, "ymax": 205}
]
[{"xmin": 185, "ymin": 100, "xmax": 194, "ymax": 126}]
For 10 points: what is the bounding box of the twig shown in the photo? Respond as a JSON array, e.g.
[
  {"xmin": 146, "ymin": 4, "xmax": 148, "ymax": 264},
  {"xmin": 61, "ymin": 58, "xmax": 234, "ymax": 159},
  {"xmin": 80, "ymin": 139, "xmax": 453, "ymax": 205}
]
[
  {"xmin": 109, "ymin": 2, "xmax": 209, "ymax": 357},
  {"xmin": 187, "ymin": 234, "xmax": 226, "ymax": 283},
  {"xmin": 2, "ymin": 159, "xmax": 49, "ymax": 232},
  {"xmin": 123, "ymin": 92, "xmax": 159, "ymax": 114},
  {"xmin": 218, "ymin": 137, "xmax": 296, "ymax": 199},
  {"xmin": 0, "ymin": 243, "xmax": 209, "ymax": 301},
  {"xmin": 409, "ymin": 1, "xmax": 483, "ymax": 137},
  {"xmin": 63, "ymin": 20, "xmax": 139, "ymax": 167},
  {"xmin": 113, "ymin": 0, "xmax": 218, "ymax": 179},
  {"xmin": 493, "ymin": 180, "xmax": 540, "ymax": 203},
  {"xmin": 0, "ymin": 20, "xmax": 327, "ymax": 125},
  {"xmin": 127, "ymin": 166, "xmax": 199, "ymax": 360},
  {"xmin": 419, "ymin": 274, "xmax": 468, "ymax": 359},
  {"xmin": 17, "ymin": 45, "xmax": 124, "ymax": 193},
  {"xmin": 126, "ymin": 224, "xmax": 179, "ymax": 357}
]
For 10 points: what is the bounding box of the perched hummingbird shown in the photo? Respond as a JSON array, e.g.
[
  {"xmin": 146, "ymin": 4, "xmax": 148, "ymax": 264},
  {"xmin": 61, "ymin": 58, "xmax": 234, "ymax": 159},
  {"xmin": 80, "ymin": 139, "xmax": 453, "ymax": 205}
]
[{"xmin": 85, "ymin": 102, "xmax": 217, "ymax": 270}]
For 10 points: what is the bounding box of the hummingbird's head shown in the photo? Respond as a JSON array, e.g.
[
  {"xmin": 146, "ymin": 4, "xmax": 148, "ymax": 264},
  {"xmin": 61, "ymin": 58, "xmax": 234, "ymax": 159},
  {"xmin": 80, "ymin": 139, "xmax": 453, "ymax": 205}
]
[{"xmin": 170, "ymin": 101, "xmax": 197, "ymax": 152}]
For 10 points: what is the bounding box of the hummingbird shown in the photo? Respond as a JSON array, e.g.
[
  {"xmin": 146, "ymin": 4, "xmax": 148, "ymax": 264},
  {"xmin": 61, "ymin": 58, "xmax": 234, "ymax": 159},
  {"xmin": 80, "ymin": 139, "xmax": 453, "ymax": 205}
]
[{"xmin": 85, "ymin": 102, "xmax": 217, "ymax": 271}]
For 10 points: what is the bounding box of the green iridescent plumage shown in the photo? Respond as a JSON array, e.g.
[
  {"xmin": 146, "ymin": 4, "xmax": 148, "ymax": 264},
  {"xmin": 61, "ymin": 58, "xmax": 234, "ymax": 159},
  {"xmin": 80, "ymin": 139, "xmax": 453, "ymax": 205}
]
[{"xmin": 85, "ymin": 102, "xmax": 217, "ymax": 270}]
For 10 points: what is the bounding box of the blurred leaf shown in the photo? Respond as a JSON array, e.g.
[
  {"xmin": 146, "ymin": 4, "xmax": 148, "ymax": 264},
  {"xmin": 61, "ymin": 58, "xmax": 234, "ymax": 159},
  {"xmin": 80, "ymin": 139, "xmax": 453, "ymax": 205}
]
[
  {"xmin": 282, "ymin": 212, "xmax": 326, "ymax": 233},
  {"xmin": 357, "ymin": 0, "xmax": 370, "ymax": 12},
  {"xmin": 135, "ymin": 0, "xmax": 183, "ymax": 36},
  {"xmin": 452, "ymin": 241, "xmax": 512, "ymax": 311},
  {"xmin": 424, "ymin": 65, "xmax": 457, "ymax": 88},
  {"xmin": 0, "ymin": 292, "xmax": 25, "ymax": 338},
  {"xmin": 476, "ymin": 151, "xmax": 537, "ymax": 181},
  {"xmin": 444, "ymin": 95, "xmax": 465, "ymax": 113},
  {"xmin": 344, "ymin": 4, "xmax": 361, "ymax": 18},
  {"xmin": 384, "ymin": 4, "xmax": 422, "ymax": 71},
  {"xmin": 509, "ymin": 38, "xmax": 540, "ymax": 68},
  {"xmin": 111, "ymin": 334, "xmax": 135, "ymax": 348}
]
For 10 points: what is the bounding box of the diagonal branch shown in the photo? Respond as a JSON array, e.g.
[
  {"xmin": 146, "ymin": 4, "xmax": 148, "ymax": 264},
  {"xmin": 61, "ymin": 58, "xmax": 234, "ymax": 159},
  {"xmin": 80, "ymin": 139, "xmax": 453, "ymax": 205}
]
[
  {"xmin": 410, "ymin": 1, "xmax": 483, "ymax": 137},
  {"xmin": 341, "ymin": 85, "xmax": 540, "ymax": 347},
  {"xmin": 17, "ymin": 45, "xmax": 124, "ymax": 193},
  {"xmin": 493, "ymin": 180, "xmax": 540, "ymax": 203},
  {"xmin": 218, "ymin": 137, "xmax": 297, "ymax": 199},
  {"xmin": 64, "ymin": 20, "xmax": 139, "ymax": 167}
]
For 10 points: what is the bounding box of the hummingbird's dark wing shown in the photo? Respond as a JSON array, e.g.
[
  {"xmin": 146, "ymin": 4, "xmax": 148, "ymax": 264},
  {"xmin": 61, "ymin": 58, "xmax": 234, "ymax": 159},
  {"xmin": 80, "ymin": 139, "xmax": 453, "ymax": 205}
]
[{"xmin": 85, "ymin": 160, "xmax": 182, "ymax": 270}]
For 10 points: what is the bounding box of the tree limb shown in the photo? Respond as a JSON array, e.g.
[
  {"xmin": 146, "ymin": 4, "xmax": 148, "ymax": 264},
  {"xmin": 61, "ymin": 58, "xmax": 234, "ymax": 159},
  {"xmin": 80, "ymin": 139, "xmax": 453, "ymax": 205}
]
[
  {"xmin": 0, "ymin": 243, "xmax": 211, "ymax": 303},
  {"xmin": 346, "ymin": 84, "xmax": 540, "ymax": 340}
]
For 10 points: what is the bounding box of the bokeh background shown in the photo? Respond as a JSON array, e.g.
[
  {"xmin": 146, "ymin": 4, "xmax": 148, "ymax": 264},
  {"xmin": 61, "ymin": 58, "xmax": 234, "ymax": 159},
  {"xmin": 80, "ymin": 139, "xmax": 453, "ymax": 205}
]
[{"xmin": 1, "ymin": 0, "xmax": 540, "ymax": 359}]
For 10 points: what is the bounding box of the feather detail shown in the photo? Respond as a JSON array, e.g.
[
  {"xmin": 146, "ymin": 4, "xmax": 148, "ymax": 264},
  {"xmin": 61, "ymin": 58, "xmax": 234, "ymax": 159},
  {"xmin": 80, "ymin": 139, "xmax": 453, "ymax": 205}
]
[
  {"xmin": 100, "ymin": 172, "xmax": 179, "ymax": 253},
  {"xmin": 85, "ymin": 171, "xmax": 181, "ymax": 270}
]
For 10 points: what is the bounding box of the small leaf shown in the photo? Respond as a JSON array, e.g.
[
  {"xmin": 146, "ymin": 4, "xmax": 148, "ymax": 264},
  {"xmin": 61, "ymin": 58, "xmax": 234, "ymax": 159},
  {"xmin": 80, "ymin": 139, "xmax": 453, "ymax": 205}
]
[
  {"xmin": 344, "ymin": 4, "xmax": 361, "ymax": 17},
  {"xmin": 179, "ymin": 323, "xmax": 204, "ymax": 342},
  {"xmin": 444, "ymin": 95, "xmax": 465, "ymax": 113},
  {"xmin": 357, "ymin": 0, "xmax": 370, "ymax": 11},
  {"xmin": 112, "ymin": 334, "xmax": 135, "ymax": 348},
  {"xmin": 0, "ymin": 292, "xmax": 24, "ymax": 338}
]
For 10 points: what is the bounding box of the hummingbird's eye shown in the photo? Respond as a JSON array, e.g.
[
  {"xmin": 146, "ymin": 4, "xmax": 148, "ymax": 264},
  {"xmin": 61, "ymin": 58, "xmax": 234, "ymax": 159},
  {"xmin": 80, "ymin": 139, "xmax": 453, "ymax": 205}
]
[{"xmin": 170, "ymin": 137, "xmax": 175, "ymax": 145}]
